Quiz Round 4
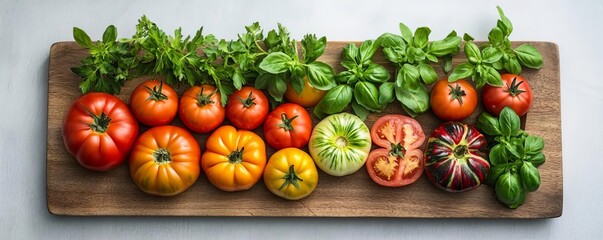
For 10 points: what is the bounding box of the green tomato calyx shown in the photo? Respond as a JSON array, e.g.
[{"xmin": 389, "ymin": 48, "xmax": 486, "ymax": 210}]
[
  {"xmin": 82, "ymin": 105, "xmax": 111, "ymax": 133},
  {"xmin": 237, "ymin": 91, "xmax": 257, "ymax": 108},
  {"xmin": 277, "ymin": 113, "xmax": 299, "ymax": 131},
  {"xmin": 453, "ymin": 145, "xmax": 469, "ymax": 159},
  {"xmin": 389, "ymin": 142, "xmax": 406, "ymax": 158},
  {"xmin": 228, "ymin": 148, "xmax": 244, "ymax": 164},
  {"xmin": 448, "ymin": 83, "xmax": 467, "ymax": 105},
  {"xmin": 145, "ymin": 81, "xmax": 169, "ymax": 102},
  {"xmin": 279, "ymin": 165, "xmax": 304, "ymax": 190},
  {"xmin": 153, "ymin": 148, "xmax": 172, "ymax": 164},
  {"xmin": 505, "ymin": 77, "xmax": 526, "ymax": 97},
  {"xmin": 196, "ymin": 87, "xmax": 216, "ymax": 106}
]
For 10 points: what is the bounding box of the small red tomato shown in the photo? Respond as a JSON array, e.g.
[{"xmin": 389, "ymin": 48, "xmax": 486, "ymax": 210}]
[
  {"xmin": 263, "ymin": 103, "xmax": 312, "ymax": 150},
  {"xmin": 430, "ymin": 79, "xmax": 478, "ymax": 121},
  {"xmin": 225, "ymin": 87, "xmax": 269, "ymax": 130},
  {"xmin": 178, "ymin": 85, "xmax": 225, "ymax": 133},
  {"xmin": 130, "ymin": 80, "xmax": 178, "ymax": 126},
  {"xmin": 482, "ymin": 74, "xmax": 533, "ymax": 117}
]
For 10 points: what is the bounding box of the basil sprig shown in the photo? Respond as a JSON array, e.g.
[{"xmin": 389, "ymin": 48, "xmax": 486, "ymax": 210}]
[
  {"xmin": 449, "ymin": 6, "xmax": 544, "ymax": 88},
  {"xmin": 477, "ymin": 107, "xmax": 546, "ymax": 209},
  {"xmin": 313, "ymin": 40, "xmax": 391, "ymax": 119},
  {"xmin": 378, "ymin": 23, "xmax": 461, "ymax": 117}
]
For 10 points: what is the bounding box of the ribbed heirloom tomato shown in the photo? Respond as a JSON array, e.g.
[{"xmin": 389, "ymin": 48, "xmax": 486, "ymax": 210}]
[
  {"xmin": 366, "ymin": 114, "xmax": 426, "ymax": 187},
  {"xmin": 62, "ymin": 92, "xmax": 139, "ymax": 171},
  {"xmin": 263, "ymin": 103, "xmax": 312, "ymax": 150},
  {"xmin": 482, "ymin": 74, "xmax": 533, "ymax": 117},
  {"xmin": 201, "ymin": 125, "xmax": 267, "ymax": 192},
  {"xmin": 225, "ymin": 86, "xmax": 269, "ymax": 130},
  {"xmin": 430, "ymin": 79, "xmax": 477, "ymax": 121},
  {"xmin": 130, "ymin": 80, "xmax": 178, "ymax": 126},
  {"xmin": 179, "ymin": 84, "xmax": 225, "ymax": 133},
  {"xmin": 263, "ymin": 148, "xmax": 318, "ymax": 200},
  {"xmin": 129, "ymin": 126, "xmax": 201, "ymax": 196}
]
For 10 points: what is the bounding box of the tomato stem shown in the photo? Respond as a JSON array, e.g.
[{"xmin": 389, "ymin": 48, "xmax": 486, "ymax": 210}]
[
  {"xmin": 505, "ymin": 77, "xmax": 526, "ymax": 97},
  {"xmin": 145, "ymin": 81, "xmax": 169, "ymax": 101},
  {"xmin": 196, "ymin": 87, "xmax": 216, "ymax": 106},
  {"xmin": 453, "ymin": 145, "xmax": 468, "ymax": 159},
  {"xmin": 448, "ymin": 83, "xmax": 467, "ymax": 105},
  {"xmin": 279, "ymin": 165, "xmax": 303, "ymax": 190},
  {"xmin": 276, "ymin": 113, "xmax": 298, "ymax": 131},
  {"xmin": 228, "ymin": 148, "xmax": 244, "ymax": 164},
  {"xmin": 237, "ymin": 91, "xmax": 256, "ymax": 108},
  {"xmin": 80, "ymin": 105, "xmax": 111, "ymax": 133},
  {"xmin": 153, "ymin": 148, "xmax": 172, "ymax": 164}
]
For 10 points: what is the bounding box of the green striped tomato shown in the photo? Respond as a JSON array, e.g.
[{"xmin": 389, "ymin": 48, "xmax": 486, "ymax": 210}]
[{"xmin": 309, "ymin": 113, "xmax": 372, "ymax": 176}]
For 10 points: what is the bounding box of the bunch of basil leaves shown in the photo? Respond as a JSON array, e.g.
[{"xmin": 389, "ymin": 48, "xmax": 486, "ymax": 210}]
[
  {"xmin": 377, "ymin": 23, "xmax": 461, "ymax": 117},
  {"xmin": 313, "ymin": 40, "xmax": 390, "ymax": 119},
  {"xmin": 477, "ymin": 107, "xmax": 545, "ymax": 209}
]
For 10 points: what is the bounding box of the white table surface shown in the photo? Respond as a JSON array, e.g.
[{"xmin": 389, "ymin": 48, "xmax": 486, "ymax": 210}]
[{"xmin": 1, "ymin": 0, "xmax": 601, "ymax": 239}]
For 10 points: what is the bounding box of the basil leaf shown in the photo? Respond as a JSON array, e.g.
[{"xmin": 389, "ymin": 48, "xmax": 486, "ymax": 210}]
[
  {"xmin": 395, "ymin": 84, "xmax": 430, "ymax": 116},
  {"xmin": 520, "ymin": 162, "xmax": 541, "ymax": 192},
  {"xmin": 378, "ymin": 82, "xmax": 395, "ymax": 105},
  {"xmin": 73, "ymin": 27, "xmax": 93, "ymax": 48},
  {"xmin": 528, "ymin": 152, "xmax": 546, "ymax": 167},
  {"xmin": 336, "ymin": 70, "xmax": 356, "ymax": 85},
  {"xmin": 428, "ymin": 35, "xmax": 461, "ymax": 57},
  {"xmin": 305, "ymin": 61, "xmax": 336, "ymax": 91},
  {"xmin": 382, "ymin": 47, "xmax": 403, "ymax": 64},
  {"xmin": 354, "ymin": 81, "xmax": 382, "ymax": 111},
  {"xmin": 233, "ymin": 70, "xmax": 245, "ymax": 90},
  {"xmin": 463, "ymin": 33, "xmax": 474, "ymax": 42},
  {"xmin": 399, "ymin": 22, "xmax": 413, "ymax": 44},
  {"xmin": 364, "ymin": 63, "xmax": 390, "ymax": 83},
  {"xmin": 341, "ymin": 60, "xmax": 357, "ymax": 71},
  {"xmin": 504, "ymin": 142, "xmax": 521, "ymax": 158},
  {"xmin": 524, "ymin": 135, "xmax": 545, "ymax": 154},
  {"xmin": 379, "ymin": 33, "xmax": 406, "ymax": 48},
  {"xmin": 492, "ymin": 59, "xmax": 504, "ymax": 70},
  {"xmin": 505, "ymin": 56, "xmax": 522, "ymax": 74},
  {"xmin": 496, "ymin": 172, "xmax": 523, "ymax": 208},
  {"xmin": 359, "ymin": 40, "xmax": 378, "ymax": 65},
  {"xmin": 267, "ymin": 75, "xmax": 287, "ymax": 101},
  {"xmin": 313, "ymin": 85, "xmax": 353, "ymax": 119},
  {"xmin": 342, "ymin": 43, "xmax": 360, "ymax": 64},
  {"xmin": 514, "ymin": 44, "xmax": 544, "ymax": 69},
  {"xmin": 485, "ymin": 164, "xmax": 507, "ymax": 186},
  {"xmin": 489, "ymin": 144, "xmax": 508, "ymax": 165},
  {"xmin": 351, "ymin": 100, "xmax": 370, "ymax": 121},
  {"xmin": 477, "ymin": 112, "xmax": 503, "ymax": 136},
  {"xmin": 259, "ymin": 52, "xmax": 293, "ymax": 74},
  {"xmin": 418, "ymin": 62, "xmax": 438, "ymax": 85},
  {"xmin": 449, "ymin": 62, "xmax": 475, "ymax": 82},
  {"xmin": 301, "ymin": 34, "xmax": 326, "ymax": 63},
  {"xmin": 402, "ymin": 64, "xmax": 420, "ymax": 87},
  {"xmin": 499, "ymin": 107, "xmax": 521, "ymax": 136},
  {"xmin": 291, "ymin": 75, "xmax": 304, "ymax": 94},
  {"xmin": 425, "ymin": 53, "xmax": 438, "ymax": 62},
  {"xmin": 442, "ymin": 55, "xmax": 453, "ymax": 74},
  {"xmin": 496, "ymin": 6, "xmax": 513, "ymax": 36},
  {"xmin": 102, "ymin": 25, "xmax": 117, "ymax": 44},
  {"xmin": 254, "ymin": 72, "xmax": 274, "ymax": 90},
  {"xmin": 413, "ymin": 27, "xmax": 431, "ymax": 49},
  {"xmin": 483, "ymin": 66, "xmax": 503, "ymax": 87},
  {"xmin": 488, "ymin": 27, "xmax": 504, "ymax": 47},
  {"xmin": 464, "ymin": 42, "xmax": 481, "ymax": 64},
  {"xmin": 482, "ymin": 47, "xmax": 503, "ymax": 64}
]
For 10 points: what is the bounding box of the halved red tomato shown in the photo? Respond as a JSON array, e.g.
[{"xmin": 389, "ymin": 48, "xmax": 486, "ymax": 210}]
[{"xmin": 366, "ymin": 114, "xmax": 426, "ymax": 187}]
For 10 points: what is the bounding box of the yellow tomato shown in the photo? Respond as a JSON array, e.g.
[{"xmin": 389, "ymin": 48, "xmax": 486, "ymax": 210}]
[
  {"xmin": 201, "ymin": 125, "xmax": 267, "ymax": 192},
  {"xmin": 284, "ymin": 77, "xmax": 326, "ymax": 107},
  {"xmin": 263, "ymin": 148, "xmax": 318, "ymax": 200}
]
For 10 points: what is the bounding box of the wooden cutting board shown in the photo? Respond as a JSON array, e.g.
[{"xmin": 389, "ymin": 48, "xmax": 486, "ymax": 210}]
[{"xmin": 47, "ymin": 41, "xmax": 562, "ymax": 218}]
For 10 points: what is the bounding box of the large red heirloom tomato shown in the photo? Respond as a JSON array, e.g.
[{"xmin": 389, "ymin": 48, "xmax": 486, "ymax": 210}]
[
  {"xmin": 366, "ymin": 115, "xmax": 426, "ymax": 187},
  {"xmin": 263, "ymin": 103, "xmax": 312, "ymax": 150},
  {"xmin": 62, "ymin": 92, "xmax": 139, "ymax": 171},
  {"xmin": 424, "ymin": 122, "xmax": 490, "ymax": 192},
  {"xmin": 129, "ymin": 125, "xmax": 201, "ymax": 196}
]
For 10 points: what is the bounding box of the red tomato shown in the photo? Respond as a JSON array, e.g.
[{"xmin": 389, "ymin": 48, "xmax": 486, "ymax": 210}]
[
  {"xmin": 179, "ymin": 85, "xmax": 225, "ymax": 133},
  {"xmin": 263, "ymin": 103, "xmax": 312, "ymax": 150},
  {"xmin": 482, "ymin": 74, "xmax": 533, "ymax": 117},
  {"xmin": 430, "ymin": 79, "xmax": 477, "ymax": 121},
  {"xmin": 130, "ymin": 80, "xmax": 178, "ymax": 126},
  {"xmin": 366, "ymin": 114, "xmax": 426, "ymax": 187},
  {"xmin": 62, "ymin": 92, "xmax": 139, "ymax": 171},
  {"xmin": 225, "ymin": 86, "xmax": 269, "ymax": 130}
]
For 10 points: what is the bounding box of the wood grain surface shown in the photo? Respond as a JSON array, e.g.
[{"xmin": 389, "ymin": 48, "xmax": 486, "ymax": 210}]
[{"xmin": 47, "ymin": 41, "xmax": 562, "ymax": 218}]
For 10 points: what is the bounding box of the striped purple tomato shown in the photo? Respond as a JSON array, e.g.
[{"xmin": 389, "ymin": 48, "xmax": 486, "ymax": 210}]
[{"xmin": 424, "ymin": 122, "xmax": 490, "ymax": 192}]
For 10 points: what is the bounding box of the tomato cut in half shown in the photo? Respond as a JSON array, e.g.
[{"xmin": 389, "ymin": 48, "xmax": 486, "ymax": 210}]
[
  {"xmin": 366, "ymin": 148, "xmax": 424, "ymax": 187},
  {"xmin": 370, "ymin": 114, "xmax": 425, "ymax": 150}
]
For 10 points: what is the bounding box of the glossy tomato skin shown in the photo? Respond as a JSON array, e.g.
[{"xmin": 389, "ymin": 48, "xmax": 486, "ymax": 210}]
[
  {"xmin": 430, "ymin": 79, "xmax": 477, "ymax": 121},
  {"xmin": 179, "ymin": 85, "xmax": 225, "ymax": 133},
  {"xmin": 129, "ymin": 125, "xmax": 201, "ymax": 196},
  {"xmin": 366, "ymin": 114, "xmax": 426, "ymax": 187},
  {"xmin": 62, "ymin": 92, "xmax": 139, "ymax": 171},
  {"xmin": 284, "ymin": 77, "xmax": 327, "ymax": 107},
  {"xmin": 424, "ymin": 122, "xmax": 489, "ymax": 192},
  {"xmin": 225, "ymin": 86, "xmax": 269, "ymax": 130},
  {"xmin": 482, "ymin": 74, "xmax": 533, "ymax": 117},
  {"xmin": 263, "ymin": 103, "xmax": 312, "ymax": 150},
  {"xmin": 201, "ymin": 125, "xmax": 267, "ymax": 192},
  {"xmin": 130, "ymin": 80, "xmax": 178, "ymax": 126},
  {"xmin": 263, "ymin": 148, "xmax": 318, "ymax": 200}
]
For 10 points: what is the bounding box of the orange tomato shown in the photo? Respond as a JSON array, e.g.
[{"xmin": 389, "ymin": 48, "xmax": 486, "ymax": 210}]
[
  {"xmin": 178, "ymin": 84, "xmax": 225, "ymax": 133},
  {"xmin": 284, "ymin": 77, "xmax": 326, "ymax": 107},
  {"xmin": 130, "ymin": 80, "xmax": 178, "ymax": 126},
  {"xmin": 129, "ymin": 125, "xmax": 201, "ymax": 196},
  {"xmin": 201, "ymin": 125, "xmax": 267, "ymax": 192}
]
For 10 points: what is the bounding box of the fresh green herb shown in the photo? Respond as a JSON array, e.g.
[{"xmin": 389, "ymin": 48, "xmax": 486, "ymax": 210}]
[
  {"xmin": 313, "ymin": 40, "xmax": 391, "ymax": 119},
  {"xmin": 71, "ymin": 25, "xmax": 138, "ymax": 94},
  {"xmin": 378, "ymin": 23, "xmax": 461, "ymax": 117},
  {"xmin": 449, "ymin": 6, "xmax": 544, "ymax": 87},
  {"xmin": 476, "ymin": 107, "xmax": 546, "ymax": 209}
]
